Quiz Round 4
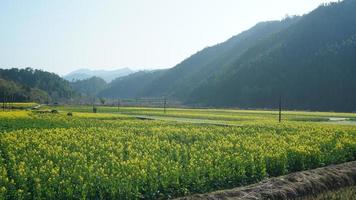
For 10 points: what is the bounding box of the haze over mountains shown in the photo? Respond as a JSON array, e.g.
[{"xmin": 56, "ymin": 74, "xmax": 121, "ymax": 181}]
[
  {"xmin": 64, "ymin": 68, "xmax": 134, "ymax": 82},
  {"xmin": 1, "ymin": 0, "xmax": 356, "ymax": 112}
]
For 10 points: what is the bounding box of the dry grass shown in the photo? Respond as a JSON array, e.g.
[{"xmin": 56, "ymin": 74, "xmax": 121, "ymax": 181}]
[
  {"xmin": 175, "ymin": 161, "xmax": 356, "ymax": 200},
  {"xmin": 294, "ymin": 186, "xmax": 355, "ymax": 200}
]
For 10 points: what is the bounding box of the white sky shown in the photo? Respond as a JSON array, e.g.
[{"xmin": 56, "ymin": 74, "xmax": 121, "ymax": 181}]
[{"xmin": 0, "ymin": 0, "xmax": 336, "ymax": 75}]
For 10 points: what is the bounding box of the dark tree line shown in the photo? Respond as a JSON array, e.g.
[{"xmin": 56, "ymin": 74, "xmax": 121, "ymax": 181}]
[{"xmin": 0, "ymin": 68, "xmax": 74, "ymax": 103}]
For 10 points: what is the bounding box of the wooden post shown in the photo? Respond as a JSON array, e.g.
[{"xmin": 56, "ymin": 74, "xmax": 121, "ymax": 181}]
[
  {"xmin": 279, "ymin": 95, "xmax": 282, "ymax": 123},
  {"xmin": 117, "ymin": 98, "xmax": 120, "ymax": 112}
]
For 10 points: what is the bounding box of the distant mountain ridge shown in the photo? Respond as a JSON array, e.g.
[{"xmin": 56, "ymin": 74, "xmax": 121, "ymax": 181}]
[{"xmin": 64, "ymin": 68, "xmax": 134, "ymax": 82}]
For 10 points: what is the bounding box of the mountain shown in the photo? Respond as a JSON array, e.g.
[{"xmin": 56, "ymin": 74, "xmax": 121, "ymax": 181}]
[
  {"xmin": 64, "ymin": 68, "xmax": 134, "ymax": 82},
  {"xmin": 139, "ymin": 17, "xmax": 300, "ymax": 99},
  {"xmin": 0, "ymin": 68, "xmax": 74, "ymax": 103},
  {"xmin": 100, "ymin": 17, "xmax": 301, "ymax": 99},
  {"xmin": 99, "ymin": 70, "xmax": 167, "ymax": 98},
  {"xmin": 190, "ymin": 0, "xmax": 356, "ymax": 111},
  {"xmin": 71, "ymin": 76, "xmax": 108, "ymax": 96},
  {"xmin": 99, "ymin": 0, "xmax": 356, "ymax": 112}
]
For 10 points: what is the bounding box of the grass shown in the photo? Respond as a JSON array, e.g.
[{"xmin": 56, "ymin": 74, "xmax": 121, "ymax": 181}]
[{"xmin": 0, "ymin": 102, "xmax": 38, "ymax": 109}]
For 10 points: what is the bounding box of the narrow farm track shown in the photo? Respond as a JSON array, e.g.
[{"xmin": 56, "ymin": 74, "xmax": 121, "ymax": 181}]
[
  {"xmin": 31, "ymin": 104, "xmax": 43, "ymax": 110},
  {"xmin": 324, "ymin": 120, "xmax": 356, "ymax": 126},
  {"xmin": 175, "ymin": 161, "xmax": 356, "ymax": 200},
  {"xmin": 134, "ymin": 115, "xmax": 242, "ymax": 127}
]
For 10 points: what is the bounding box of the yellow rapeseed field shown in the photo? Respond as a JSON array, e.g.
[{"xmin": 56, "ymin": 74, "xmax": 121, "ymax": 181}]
[{"xmin": 0, "ymin": 109, "xmax": 355, "ymax": 199}]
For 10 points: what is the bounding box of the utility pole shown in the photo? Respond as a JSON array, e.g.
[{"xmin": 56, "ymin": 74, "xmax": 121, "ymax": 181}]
[
  {"xmin": 117, "ymin": 98, "xmax": 120, "ymax": 112},
  {"xmin": 92, "ymin": 97, "xmax": 97, "ymax": 113},
  {"xmin": 279, "ymin": 95, "xmax": 282, "ymax": 123},
  {"xmin": 2, "ymin": 92, "xmax": 4, "ymax": 111},
  {"xmin": 163, "ymin": 97, "xmax": 167, "ymax": 114},
  {"xmin": 93, "ymin": 103, "xmax": 97, "ymax": 113},
  {"xmin": 11, "ymin": 94, "xmax": 14, "ymax": 110},
  {"xmin": 4, "ymin": 96, "xmax": 7, "ymax": 111}
]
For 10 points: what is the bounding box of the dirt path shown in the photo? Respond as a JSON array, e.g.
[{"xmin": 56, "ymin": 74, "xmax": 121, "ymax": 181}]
[
  {"xmin": 324, "ymin": 120, "xmax": 356, "ymax": 126},
  {"xmin": 175, "ymin": 161, "xmax": 356, "ymax": 200},
  {"xmin": 134, "ymin": 115, "xmax": 242, "ymax": 127},
  {"xmin": 31, "ymin": 104, "xmax": 43, "ymax": 110}
]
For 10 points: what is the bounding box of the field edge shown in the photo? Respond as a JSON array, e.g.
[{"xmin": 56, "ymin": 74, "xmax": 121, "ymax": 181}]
[{"xmin": 174, "ymin": 161, "xmax": 356, "ymax": 200}]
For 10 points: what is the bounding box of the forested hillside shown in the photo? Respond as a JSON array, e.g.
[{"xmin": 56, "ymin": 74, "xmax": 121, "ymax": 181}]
[
  {"xmin": 100, "ymin": 0, "xmax": 356, "ymax": 112},
  {"xmin": 99, "ymin": 70, "xmax": 167, "ymax": 98},
  {"xmin": 0, "ymin": 68, "xmax": 74, "ymax": 103},
  {"xmin": 190, "ymin": 0, "xmax": 356, "ymax": 111},
  {"xmin": 70, "ymin": 76, "xmax": 107, "ymax": 97}
]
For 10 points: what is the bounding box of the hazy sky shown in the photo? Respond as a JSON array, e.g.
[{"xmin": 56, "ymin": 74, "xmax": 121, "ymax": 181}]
[{"xmin": 0, "ymin": 0, "xmax": 335, "ymax": 75}]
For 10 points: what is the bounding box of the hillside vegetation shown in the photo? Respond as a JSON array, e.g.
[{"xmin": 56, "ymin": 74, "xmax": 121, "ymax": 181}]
[
  {"xmin": 0, "ymin": 68, "xmax": 73, "ymax": 103},
  {"xmin": 70, "ymin": 76, "xmax": 108, "ymax": 97}
]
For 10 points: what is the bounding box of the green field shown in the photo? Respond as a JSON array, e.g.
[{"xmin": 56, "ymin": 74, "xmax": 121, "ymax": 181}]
[
  {"xmin": 1, "ymin": 102, "xmax": 38, "ymax": 110},
  {"xmin": 42, "ymin": 105, "xmax": 356, "ymax": 123},
  {"xmin": 0, "ymin": 106, "xmax": 355, "ymax": 199}
]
